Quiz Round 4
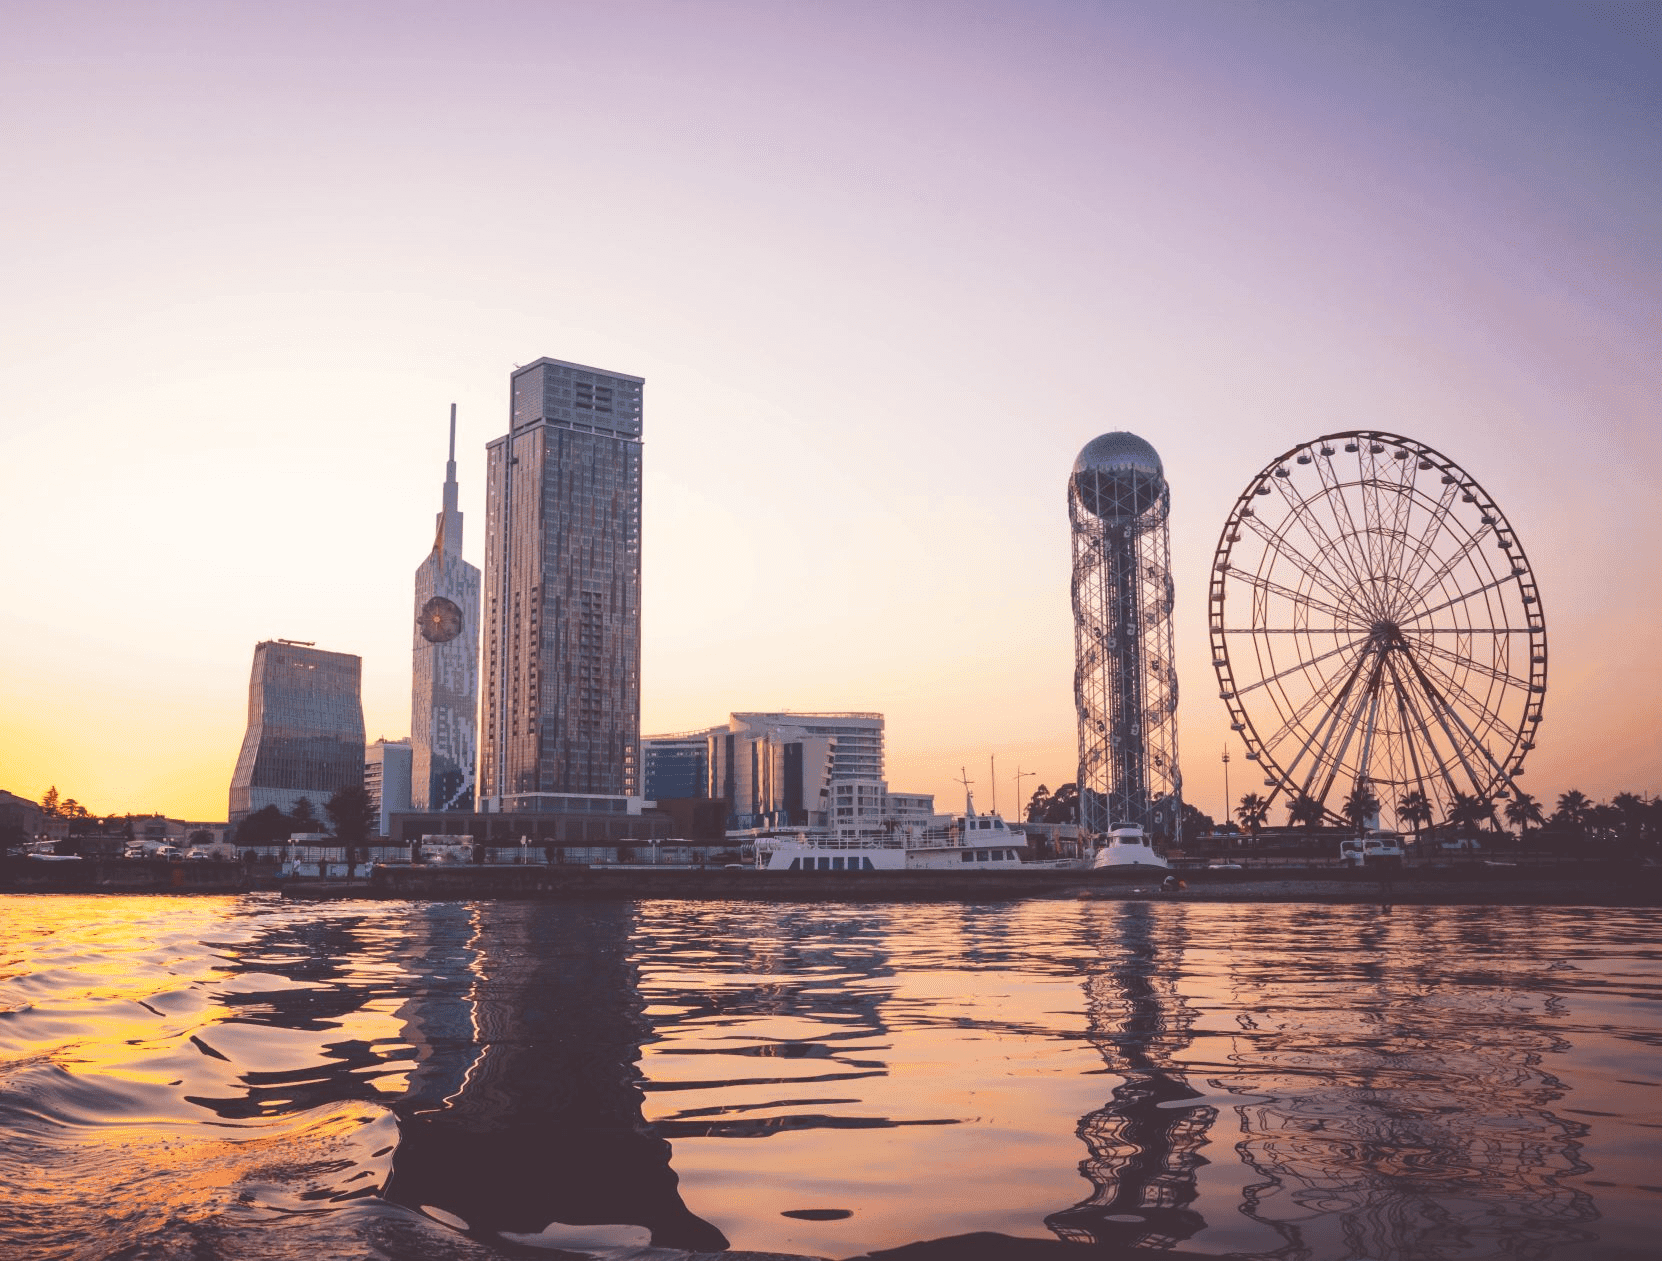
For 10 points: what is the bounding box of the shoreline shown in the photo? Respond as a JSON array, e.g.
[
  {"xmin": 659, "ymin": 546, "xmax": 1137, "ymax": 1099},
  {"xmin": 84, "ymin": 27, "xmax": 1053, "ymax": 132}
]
[{"xmin": 4, "ymin": 856, "xmax": 1658, "ymax": 906}]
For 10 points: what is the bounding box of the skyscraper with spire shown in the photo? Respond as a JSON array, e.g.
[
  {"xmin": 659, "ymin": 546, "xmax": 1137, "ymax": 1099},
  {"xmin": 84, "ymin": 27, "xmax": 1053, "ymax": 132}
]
[{"xmin": 412, "ymin": 405, "xmax": 482, "ymax": 811}]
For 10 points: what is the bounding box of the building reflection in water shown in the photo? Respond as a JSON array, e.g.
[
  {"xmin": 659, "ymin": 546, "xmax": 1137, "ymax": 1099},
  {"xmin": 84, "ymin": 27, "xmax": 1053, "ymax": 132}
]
[
  {"xmin": 1214, "ymin": 906, "xmax": 1600, "ymax": 1260},
  {"xmin": 1046, "ymin": 900, "xmax": 1215, "ymax": 1250},
  {"xmin": 383, "ymin": 901, "xmax": 728, "ymax": 1250}
]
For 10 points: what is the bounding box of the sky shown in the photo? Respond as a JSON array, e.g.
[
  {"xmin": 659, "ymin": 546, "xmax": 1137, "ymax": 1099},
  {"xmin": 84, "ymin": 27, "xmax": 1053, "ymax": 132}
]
[{"xmin": 1, "ymin": 0, "xmax": 1657, "ymax": 824}]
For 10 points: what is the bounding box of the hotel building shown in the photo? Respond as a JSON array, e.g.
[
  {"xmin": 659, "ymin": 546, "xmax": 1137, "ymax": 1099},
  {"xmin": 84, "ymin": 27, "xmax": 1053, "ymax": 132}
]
[{"xmin": 479, "ymin": 358, "xmax": 644, "ymax": 811}]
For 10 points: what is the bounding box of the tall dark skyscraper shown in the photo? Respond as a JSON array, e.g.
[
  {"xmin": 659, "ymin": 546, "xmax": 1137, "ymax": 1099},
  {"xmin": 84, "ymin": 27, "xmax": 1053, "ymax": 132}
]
[
  {"xmin": 480, "ymin": 357, "xmax": 643, "ymax": 809},
  {"xmin": 229, "ymin": 640, "xmax": 365, "ymax": 822},
  {"xmin": 412, "ymin": 405, "xmax": 481, "ymax": 811}
]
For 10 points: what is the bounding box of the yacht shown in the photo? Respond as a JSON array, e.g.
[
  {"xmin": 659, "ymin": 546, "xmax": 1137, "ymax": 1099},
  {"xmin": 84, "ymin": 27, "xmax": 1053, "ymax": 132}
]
[
  {"xmin": 1089, "ymin": 825, "xmax": 1170, "ymax": 871},
  {"xmin": 755, "ymin": 792, "xmax": 1036, "ymax": 872}
]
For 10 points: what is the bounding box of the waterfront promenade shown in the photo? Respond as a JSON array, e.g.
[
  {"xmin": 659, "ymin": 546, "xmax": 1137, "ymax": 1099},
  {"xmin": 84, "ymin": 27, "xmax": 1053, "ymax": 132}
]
[{"xmin": 5, "ymin": 855, "xmax": 1657, "ymax": 906}]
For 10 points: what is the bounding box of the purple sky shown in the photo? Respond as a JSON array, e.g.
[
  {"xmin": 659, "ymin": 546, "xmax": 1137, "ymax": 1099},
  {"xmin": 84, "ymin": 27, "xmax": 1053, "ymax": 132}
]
[{"xmin": 2, "ymin": 1, "xmax": 1656, "ymax": 820}]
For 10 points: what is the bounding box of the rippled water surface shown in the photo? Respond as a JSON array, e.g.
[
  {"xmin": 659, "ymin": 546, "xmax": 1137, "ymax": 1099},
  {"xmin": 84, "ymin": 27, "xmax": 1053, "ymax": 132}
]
[{"xmin": 1, "ymin": 895, "xmax": 1658, "ymax": 1260}]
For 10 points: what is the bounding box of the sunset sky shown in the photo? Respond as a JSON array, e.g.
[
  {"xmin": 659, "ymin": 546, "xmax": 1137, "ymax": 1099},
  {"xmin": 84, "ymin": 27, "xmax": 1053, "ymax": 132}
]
[{"xmin": 2, "ymin": 1, "xmax": 1657, "ymax": 823}]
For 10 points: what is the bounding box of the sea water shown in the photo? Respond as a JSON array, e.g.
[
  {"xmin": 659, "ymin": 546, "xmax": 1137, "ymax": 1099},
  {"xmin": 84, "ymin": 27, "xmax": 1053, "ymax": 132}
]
[{"xmin": 1, "ymin": 894, "xmax": 1657, "ymax": 1260}]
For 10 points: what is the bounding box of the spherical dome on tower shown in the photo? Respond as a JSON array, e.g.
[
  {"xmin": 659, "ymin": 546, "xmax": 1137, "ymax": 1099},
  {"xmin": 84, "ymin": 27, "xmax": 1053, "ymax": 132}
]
[{"xmin": 1071, "ymin": 431, "xmax": 1168, "ymax": 521}]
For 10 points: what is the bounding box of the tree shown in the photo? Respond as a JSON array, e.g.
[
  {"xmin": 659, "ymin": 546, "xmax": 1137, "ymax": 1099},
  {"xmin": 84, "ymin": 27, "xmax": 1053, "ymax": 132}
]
[
  {"xmin": 1236, "ymin": 793, "xmax": 1270, "ymax": 836},
  {"xmin": 235, "ymin": 805, "xmax": 289, "ymax": 847},
  {"xmin": 41, "ymin": 786, "xmax": 60, "ymax": 816},
  {"xmin": 1448, "ymin": 792, "xmax": 1492, "ymax": 837},
  {"xmin": 1612, "ymin": 792, "xmax": 1648, "ymax": 848},
  {"xmin": 188, "ymin": 829, "xmax": 214, "ymax": 848},
  {"xmin": 326, "ymin": 784, "xmax": 378, "ymax": 874},
  {"xmin": 289, "ymin": 797, "xmax": 319, "ymax": 833},
  {"xmin": 1287, "ymin": 794, "xmax": 1326, "ymax": 830},
  {"xmin": 1178, "ymin": 801, "xmax": 1216, "ymax": 839},
  {"xmin": 1043, "ymin": 783, "xmax": 1079, "ymax": 824},
  {"xmin": 1025, "ymin": 785, "xmax": 1052, "ymax": 823},
  {"xmin": 1503, "ymin": 791, "xmax": 1544, "ymax": 837},
  {"xmin": 1397, "ymin": 790, "xmax": 1432, "ymax": 838},
  {"xmin": 1342, "ymin": 783, "xmax": 1381, "ymax": 833},
  {"xmin": 1554, "ymin": 789, "xmax": 1591, "ymax": 837}
]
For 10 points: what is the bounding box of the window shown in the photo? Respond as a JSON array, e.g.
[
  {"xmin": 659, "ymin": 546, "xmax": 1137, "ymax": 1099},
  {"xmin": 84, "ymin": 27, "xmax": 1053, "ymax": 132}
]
[
  {"xmin": 787, "ymin": 858, "xmax": 800, "ymax": 871},
  {"xmin": 961, "ymin": 850, "xmax": 974, "ymax": 863}
]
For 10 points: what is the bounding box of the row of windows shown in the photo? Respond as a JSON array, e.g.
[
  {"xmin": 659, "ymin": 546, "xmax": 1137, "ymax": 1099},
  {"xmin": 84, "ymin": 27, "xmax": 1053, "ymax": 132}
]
[{"xmin": 787, "ymin": 856, "xmax": 879, "ymax": 871}]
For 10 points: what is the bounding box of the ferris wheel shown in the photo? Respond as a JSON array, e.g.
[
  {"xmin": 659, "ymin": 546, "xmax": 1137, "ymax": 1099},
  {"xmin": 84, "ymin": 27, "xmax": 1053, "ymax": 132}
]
[{"xmin": 1210, "ymin": 431, "xmax": 1546, "ymax": 830}]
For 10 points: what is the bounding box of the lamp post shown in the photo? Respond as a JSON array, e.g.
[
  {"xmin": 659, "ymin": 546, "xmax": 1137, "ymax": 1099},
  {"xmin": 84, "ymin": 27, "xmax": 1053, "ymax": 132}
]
[{"xmin": 1222, "ymin": 745, "xmax": 1231, "ymax": 837}]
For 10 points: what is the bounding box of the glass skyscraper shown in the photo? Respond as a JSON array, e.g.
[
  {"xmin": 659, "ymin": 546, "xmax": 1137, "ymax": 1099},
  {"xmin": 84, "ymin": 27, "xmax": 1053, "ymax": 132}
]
[
  {"xmin": 480, "ymin": 357, "xmax": 643, "ymax": 808},
  {"xmin": 412, "ymin": 405, "xmax": 481, "ymax": 811},
  {"xmin": 229, "ymin": 640, "xmax": 366, "ymax": 822}
]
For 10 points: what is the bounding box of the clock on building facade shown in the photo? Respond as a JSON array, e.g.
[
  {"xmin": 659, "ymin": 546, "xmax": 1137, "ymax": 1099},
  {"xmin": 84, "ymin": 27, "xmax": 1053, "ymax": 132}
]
[{"xmin": 418, "ymin": 595, "xmax": 465, "ymax": 644}]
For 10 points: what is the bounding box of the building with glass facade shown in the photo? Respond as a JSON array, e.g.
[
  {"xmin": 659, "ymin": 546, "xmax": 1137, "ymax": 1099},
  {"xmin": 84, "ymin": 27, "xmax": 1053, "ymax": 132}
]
[
  {"xmin": 641, "ymin": 730, "xmax": 712, "ymax": 802},
  {"xmin": 480, "ymin": 357, "xmax": 644, "ymax": 811},
  {"xmin": 412, "ymin": 405, "xmax": 481, "ymax": 811},
  {"xmin": 229, "ymin": 641, "xmax": 366, "ymax": 823},
  {"xmin": 365, "ymin": 737, "xmax": 413, "ymax": 837}
]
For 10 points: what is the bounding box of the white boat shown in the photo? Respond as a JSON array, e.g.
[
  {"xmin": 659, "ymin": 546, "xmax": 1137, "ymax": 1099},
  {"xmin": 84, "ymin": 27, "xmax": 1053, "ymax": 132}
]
[
  {"xmin": 1089, "ymin": 825, "xmax": 1170, "ymax": 870},
  {"xmin": 755, "ymin": 791, "xmax": 1036, "ymax": 872}
]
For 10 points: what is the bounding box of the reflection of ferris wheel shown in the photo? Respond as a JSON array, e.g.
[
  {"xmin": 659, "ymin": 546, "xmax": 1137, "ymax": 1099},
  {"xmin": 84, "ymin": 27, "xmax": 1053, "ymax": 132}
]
[{"xmin": 1210, "ymin": 431, "xmax": 1546, "ymax": 829}]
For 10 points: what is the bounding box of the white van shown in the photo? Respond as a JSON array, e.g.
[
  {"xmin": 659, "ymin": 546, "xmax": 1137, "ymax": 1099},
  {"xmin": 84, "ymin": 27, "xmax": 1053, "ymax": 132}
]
[{"xmin": 1340, "ymin": 832, "xmax": 1405, "ymax": 867}]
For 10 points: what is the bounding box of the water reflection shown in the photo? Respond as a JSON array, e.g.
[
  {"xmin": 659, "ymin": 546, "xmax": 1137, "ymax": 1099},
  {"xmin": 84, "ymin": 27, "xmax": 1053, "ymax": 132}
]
[
  {"xmin": 2, "ymin": 896, "xmax": 1657, "ymax": 1261},
  {"xmin": 1046, "ymin": 900, "xmax": 1214, "ymax": 1250},
  {"xmin": 1208, "ymin": 906, "xmax": 1602, "ymax": 1260},
  {"xmin": 383, "ymin": 902, "xmax": 727, "ymax": 1249}
]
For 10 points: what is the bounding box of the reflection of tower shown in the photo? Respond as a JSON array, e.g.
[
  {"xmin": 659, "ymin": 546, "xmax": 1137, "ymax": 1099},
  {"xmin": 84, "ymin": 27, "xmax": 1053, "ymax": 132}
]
[
  {"xmin": 1070, "ymin": 432, "xmax": 1182, "ymax": 840},
  {"xmin": 412, "ymin": 405, "xmax": 481, "ymax": 811},
  {"xmin": 386, "ymin": 903, "xmax": 726, "ymax": 1251},
  {"xmin": 1047, "ymin": 902, "xmax": 1214, "ymax": 1250}
]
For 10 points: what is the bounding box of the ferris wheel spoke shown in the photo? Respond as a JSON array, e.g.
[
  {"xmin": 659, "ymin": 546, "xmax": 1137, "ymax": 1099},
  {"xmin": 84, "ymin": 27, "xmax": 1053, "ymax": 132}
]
[
  {"xmin": 1232, "ymin": 632, "xmax": 1369, "ymax": 698},
  {"xmin": 1394, "ymin": 645, "xmax": 1513, "ymax": 793},
  {"xmin": 1278, "ymin": 467, "xmax": 1373, "ymax": 590},
  {"xmin": 1257, "ymin": 651, "xmax": 1372, "ymax": 757},
  {"xmin": 1400, "ymin": 571, "xmax": 1516, "ymax": 625},
  {"xmin": 1381, "ymin": 652, "xmax": 1466, "ymax": 809},
  {"xmin": 1401, "ymin": 527, "xmax": 1496, "ymax": 610},
  {"xmin": 1226, "ymin": 568, "xmax": 1354, "ymax": 625},
  {"xmin": 1395, "ymin": 478, "xmax": 1463, "ymax": 595},
  {"xmin": 1305, "ymin": 651, "xmax": 1386, "ymax": 808},
  {"xmin": 1402, "ymin": 643, "xmax": 1513, "ymax": 753},
  {"xmin": 1312, "ymin": 453, "xmax": 1378, "ymax": 586},
  {"xmin": 1409, "ymin": 636, "xmax": 1531, "ymax": 692},
  {"xmin": 1235, "ymin": 512, "xmax": 1360, "ymax": 609},
  {"xmin": 1274, "ymin": 645, "xmax": 1372, "ymax": 797}
]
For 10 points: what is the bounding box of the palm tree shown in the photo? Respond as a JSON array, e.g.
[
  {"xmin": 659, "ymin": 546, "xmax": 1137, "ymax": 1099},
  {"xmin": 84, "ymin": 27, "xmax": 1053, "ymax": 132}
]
[
  {"xmin": 1503, "ymin": 790, "xmax": 1544, "ymax": 837},
  {"xmin": 1236, "ymin": 793, "xmax": 1270, "ymax": 836},
  {"xmin": 1287, "ymin": 794, "xmax": 1326, "ymax": 830},
  {"xmin": 1612, "ymin": 792, "xmax": 1648, "ymax": 848},
  {"xmin": 1342, "ymin": 783, "xmax": 1381, "ymax": 833},
  {"xmin": 1554, "ymin": 789, "xmax": 1591, "ymax": 837},
  {"xmin": 1448, "ymin": 792, "xmax": 1491, "ymax": 838},
  {"xmin": 1397, "ymin": 789, "xmax": 1432, "ymax": 839}
]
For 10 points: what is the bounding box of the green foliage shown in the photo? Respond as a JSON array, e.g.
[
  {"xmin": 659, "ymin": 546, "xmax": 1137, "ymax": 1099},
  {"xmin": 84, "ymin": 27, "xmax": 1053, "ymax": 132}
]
[
  {"xmin": 1287, "ymin": 794, "xmax": 1326, "ymax": 830},
  {"xmin": 40, "ymin": 786, "xmax": 59, "ymax": 816},
  {"xmin": 1236, "ymin": 793, "xmax": 1270, "ymax": 835},
  {"xmin": 1397, "ymin": 790, "xmax": 1432, "ymax": 834},
  {"xmin": 1342, "ymin": 783, "xmax": 1381, "ymax": 832},
  {"xmin": 1041, "ymin": 783, "xmax": 1078, "ymax": 824},
  {"xmin": 235, "ymin": 805, "xmax": 289, "ymax": 846},
  {"xmin": 188, "ymin": 829, "xmax": 214, "ymax": 847},
  {"xmin": 289, "ymin": 797, "xmax": 319, "ymax": 830}
]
